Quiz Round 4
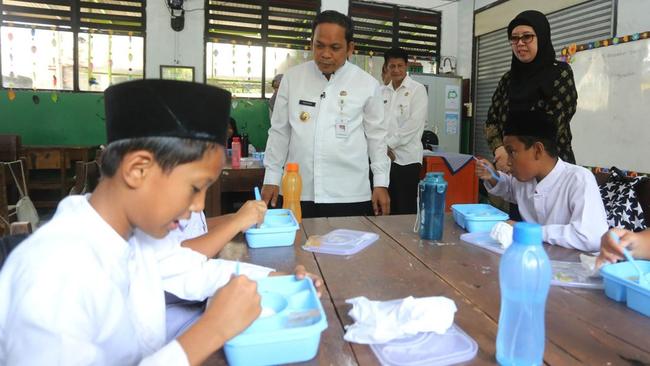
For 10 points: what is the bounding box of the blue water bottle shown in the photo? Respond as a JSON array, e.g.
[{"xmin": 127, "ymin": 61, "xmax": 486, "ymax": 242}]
[
  {"xmin": 418, "ymin": 172, "xmax": 447, "ymax": 240},
  {"xmin": 496, "ymin": 223, "xmax": 551, "ymax": 366}
]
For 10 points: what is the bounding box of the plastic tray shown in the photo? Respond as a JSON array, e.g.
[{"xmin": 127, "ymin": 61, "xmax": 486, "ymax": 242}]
[
  {"xmin": 551, "ymin": 261, "xmax": 603, "ymax": 289},
  {"xmin": 224, "ymin": 275, "xmax": 328, "ymax": 366},
  {"xmin": 461, "ymin": 233, "xmax": 603, "ymax": 290},
  {"xmin": 245, "ymin": 209, "xmax": 299, "ymax": 248},
  {"xmin": 451, "ymin": 204, "xmax": 509, "ymax": 233},
  {"xmin": 302, "ymin": 229, "xmax": 379, "ymax": 255},
  {"xmin": 369, "ymin": 324, "xmax": 478, "ymax": 366},
  {"xmin": 600, "ymin": 260, "xmax": 650, "ymax": 317}
]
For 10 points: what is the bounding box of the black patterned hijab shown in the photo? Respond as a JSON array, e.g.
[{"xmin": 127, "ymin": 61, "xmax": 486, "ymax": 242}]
[{"xmin": 507, "ymin": 10, "xmax": 558, "ymax": 112}]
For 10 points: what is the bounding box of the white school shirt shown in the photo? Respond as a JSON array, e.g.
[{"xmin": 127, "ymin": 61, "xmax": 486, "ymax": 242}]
[
  {"xmin": 0, "ymin": 195, "xmax": 188, "ymax": 365},
  {"xmin": 264, "ymin": 60, "xmax": 390, "ymax": 203},
  {"xmin": 486, "ymin": 159, "xmax": 608, "ymax": 251},
  {"xmin": 382, "ymin": 75, "xmax": 428, "ymax": 166}
]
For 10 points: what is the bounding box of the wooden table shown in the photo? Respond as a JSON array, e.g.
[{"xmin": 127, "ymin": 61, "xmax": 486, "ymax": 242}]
[
  {"xmin": 206, "ymin": 215, "xmax": 650, "ymax": 365},
  {"xmin": 205, "ymin": 160, "xmax": 265, "ymax": 217}
]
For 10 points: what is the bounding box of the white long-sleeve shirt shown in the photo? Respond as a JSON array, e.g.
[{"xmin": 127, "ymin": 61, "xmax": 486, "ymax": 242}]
[
  {"xmin": 486, "ymin": 159, "xmax": 608, "ymax": 251},
  {"xmin": 382, "ymin": 75, "xmax": 428, "ymax": 165},
  {"xmin": 264, "ymin": 60, "xmax": 390, "ymax": 203},
  {"xmin": 0, "ymin": 195, "xmax": 188, "ymax": 365}
]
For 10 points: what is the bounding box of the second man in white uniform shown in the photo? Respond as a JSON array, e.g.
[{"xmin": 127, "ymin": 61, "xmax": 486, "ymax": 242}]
[
  {"xmin": 262, "ymin": 10, "xmax": 391, "ymax": 217},
  {"xmin": 382, "ymin": 47, "xmax": 428, "ymax": 214}
]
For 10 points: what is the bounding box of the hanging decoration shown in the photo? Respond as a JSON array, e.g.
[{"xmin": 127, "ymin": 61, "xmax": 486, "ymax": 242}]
[
  {"xmin": 31, "ymin": 27, "xmax": 37, "ymax": 90},
  {"xmin": 7, "ymin": 89, "xmax": 16, "ymax": 101},
  {"xmin": 303, "ymin": 45, "xmax": 309, "ymax": 60},
  {"xmin": 128, "ymin": 32, "xmax": 134, "ymax": 80},
  {"xmin": 231, "ymin": 40, "xmax": 237, "ymax": 77},
  {"xmin": 212, "ymin": 46, "xmax": 218, "ymax": 79},
  {"xmin": 51, "ymin": 29, "xmax": 58, "ymax": 89},
  {"xmin": 32, "ymin": 95, "xmax": 40, "ymax": 105},
  {"xmin": 88, "ymin": 31, "xmax": 96, "ymax": 88},
  {"xmin": 108, "ymin": 31, "xmax": 113, "ymax": 86},
  {"xmin": 368, "ymin": 50, "xmax": 374, "ymax": 73},
  {"xmin": 50, "ymin": 28, "xmax": 60, "ymax": 101},
  {"xmin": 6, "ymin": 30, "xmax": 15, "ymax": 88},
  {"xmin": 247, "ymin": 41, "xmax": 252, "ymax": 81},
  {"xmin": 560, "ymin": 31, "xmax": 650, "ymax": 64}
]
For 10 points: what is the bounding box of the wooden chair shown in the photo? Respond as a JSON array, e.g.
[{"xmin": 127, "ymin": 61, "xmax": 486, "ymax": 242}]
[
  {"xmin": 0, "ymin": 231, "xmax": 29, "ymax": 269},
  {"xmin": 0, "ymin": 135, "xmax": 22, "ymax": 162},
  {"xmin": 0, "ymin": 135, "xmax": 26, "ymax": 205},
  {"xmin": 70, "ymin": 160, "xmax": 101, "ymax": 195}
]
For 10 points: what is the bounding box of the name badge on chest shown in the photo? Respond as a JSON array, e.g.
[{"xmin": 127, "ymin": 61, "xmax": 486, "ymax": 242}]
[{"xmin": 335, "ymin": 117, "xmax": 350, "ymax": 138}]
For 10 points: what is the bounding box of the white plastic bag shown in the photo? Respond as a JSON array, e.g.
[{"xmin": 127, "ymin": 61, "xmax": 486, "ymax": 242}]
[{"xmin": 7, "ymin": 161, "xmax": 39, "ymax": 229}]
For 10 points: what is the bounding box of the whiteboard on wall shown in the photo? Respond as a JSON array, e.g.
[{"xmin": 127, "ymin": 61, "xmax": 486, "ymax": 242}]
[{"xmin": 570, "ymin": 37, "xmax": 650, "ymax": 173}]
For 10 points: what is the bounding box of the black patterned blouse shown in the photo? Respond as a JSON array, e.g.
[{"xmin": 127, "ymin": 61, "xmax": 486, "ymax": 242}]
[{"xmin": 485, "ymin": 61, "xmax": 578, "ymax": 164}]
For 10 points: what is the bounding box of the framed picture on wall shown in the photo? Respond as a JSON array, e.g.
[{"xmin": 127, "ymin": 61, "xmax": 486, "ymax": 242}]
[{"xmin": 160, "ymin": 65, "xmax": 195, "ymax": 82}]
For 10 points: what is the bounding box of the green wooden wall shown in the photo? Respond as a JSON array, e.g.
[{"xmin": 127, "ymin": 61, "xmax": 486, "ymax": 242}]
[
  {"xmin": 0, "ymin": 90, "xmax": 106, "ymax": 146},
  {"xmin": 0, "ymin": 89, "xmax": 271, "ymax": 149}
]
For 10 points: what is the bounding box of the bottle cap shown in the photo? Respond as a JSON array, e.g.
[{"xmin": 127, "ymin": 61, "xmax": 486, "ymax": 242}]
[
  {"xmin": 233, "ymin": 136, "xmax": 240, "ymax": 142},
  {"xmin": 512, "ymin": 222, "xmax": 542, "ymax": 246},
  {"xmin": 425, "ymin": 172, "xmax": 443, "ymax": 179},
  {"xmin": 286, "ymin": 162, "xmax": 299, "ymax": 172}
]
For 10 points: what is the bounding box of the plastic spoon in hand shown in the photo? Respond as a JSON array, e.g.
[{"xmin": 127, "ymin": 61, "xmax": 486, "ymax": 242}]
[
  {"xmin": 609, "ymin": 231, "xmax": 650, "ymax": 287},
  {"xmin": 473, "ymin": 156, "xmax": 501, "ymax": 182},
  {"xmin": 254, "ymin": 186, "xmax": 263, "ymax": 228}
]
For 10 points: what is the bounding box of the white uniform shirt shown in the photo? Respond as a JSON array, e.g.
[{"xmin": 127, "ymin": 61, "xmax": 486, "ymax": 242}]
[
  {"xmin": 264, "ymin": 60, "xmax": 389, "ymax": 203},
  {"xmin": 486, "ymin": 159, "xmax": 608, "ymax": 251},
  {"xmin": 382, "ymin": 75, "xmax": 428, "ymax": 165},
  {"xmin": 174, "ymin": 211, "xmax": 208, "ymax": 242},
  {"xmin": 0, "ymin": 195, "xmax": 188, "ymax": 365}
]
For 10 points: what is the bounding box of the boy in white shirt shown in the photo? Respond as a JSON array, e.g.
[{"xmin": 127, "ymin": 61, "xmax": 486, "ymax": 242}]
[
  {"xmin": 0, "ymin": 80, "xmax": 319, "ymax": 365},
  {"xmin": 476, "ymin": 109, "xmax": 607, "ymax": 251}
]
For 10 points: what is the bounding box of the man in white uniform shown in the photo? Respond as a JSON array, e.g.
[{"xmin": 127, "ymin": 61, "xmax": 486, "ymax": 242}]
[
  {"xmin": 476, "ymin": 109, "xmax": 607, "ymax": 251},
  {"xmin": 0, "ymin": 80, "xmax": 262, "ymax": 365},
  {"xmin": 262, "ymin": 10, "xmax": 391, "ymax": 217},
  {"xmin": 382, "ymin": 47, "xmax": 428, "ymax": 214}
]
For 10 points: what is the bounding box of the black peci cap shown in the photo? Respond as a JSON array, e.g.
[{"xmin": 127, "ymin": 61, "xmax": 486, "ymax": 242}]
[
  {"xmin": 504, "ymin": 109, "xmax": 557, "ymax": 141},
  {"xmin": 104, "ymin": 79, "xmax": 231, "ymax": 146}
]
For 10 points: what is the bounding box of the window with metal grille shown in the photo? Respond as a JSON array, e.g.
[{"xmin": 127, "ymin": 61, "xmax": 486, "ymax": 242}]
[
  {"xmin": 205, "ymin": 0, "xmax": 319, "ymax": 98},
  {"xmin": 472, "ymin": 0, "xmax": 613, "ymax": 158},
  {"xmin": 348, "ymin": 1, "xmax": 440, "ymax": 80},
  {"xmin": 0, "ymin": 0, "xmax": 145, "ymax": 91}
]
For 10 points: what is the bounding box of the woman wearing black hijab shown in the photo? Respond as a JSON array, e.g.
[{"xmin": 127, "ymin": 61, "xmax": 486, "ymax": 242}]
[{"xmin": 485, "ymin": 10, "xmax": 578, "ymax": 172}]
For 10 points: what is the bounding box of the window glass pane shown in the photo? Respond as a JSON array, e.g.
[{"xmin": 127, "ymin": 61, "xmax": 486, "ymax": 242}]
[
  {"xmin": 206, "ymin": 42, "xmax": 263, "ymax": 98},
  {"xmin": 1, "ymin": 26, "xmax": 73, "ymax": 90},
  {"xmin": 263, "ymin": 47, "xmax": 309, "ymax": 98},
  {"xmin": 350, "ymin": 54, "xmax": 384, "ymax": 83},
  {"xmin": 78, "ymin": 32, "xmax": 144, "ymax": 92}
]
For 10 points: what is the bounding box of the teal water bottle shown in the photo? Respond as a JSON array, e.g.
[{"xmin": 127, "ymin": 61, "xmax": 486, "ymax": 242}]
[
  {"xmin": 496, "ymin": 222, "xmax": 551, "ymax": 366},
  {"xmin": 418, "ymin": 172, "xmax": 447, "ymax": 240}
]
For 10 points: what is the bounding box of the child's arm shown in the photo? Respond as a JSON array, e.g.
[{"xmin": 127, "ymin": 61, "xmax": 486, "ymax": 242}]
[
  {"xmin": 176, "ymin": 275, "xmax": 260, "ymax": 366},
  {"xmin": 542, "ymin": 174, "xmax": 608, "ymax": 251},
  {"xmin": 597, "ymin": 229, "xmax": 650, "ymax": 267},
  {"xmin": 159, "ymin": 246, "xmax": 273, "ymax": 302},
  {"xmin": 182, "ymin": 200, "xmax": 266, "ymax": 258},
  {"xmin": 205, "ymin": 214, "xmax": 234, "ymax": 231}
]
